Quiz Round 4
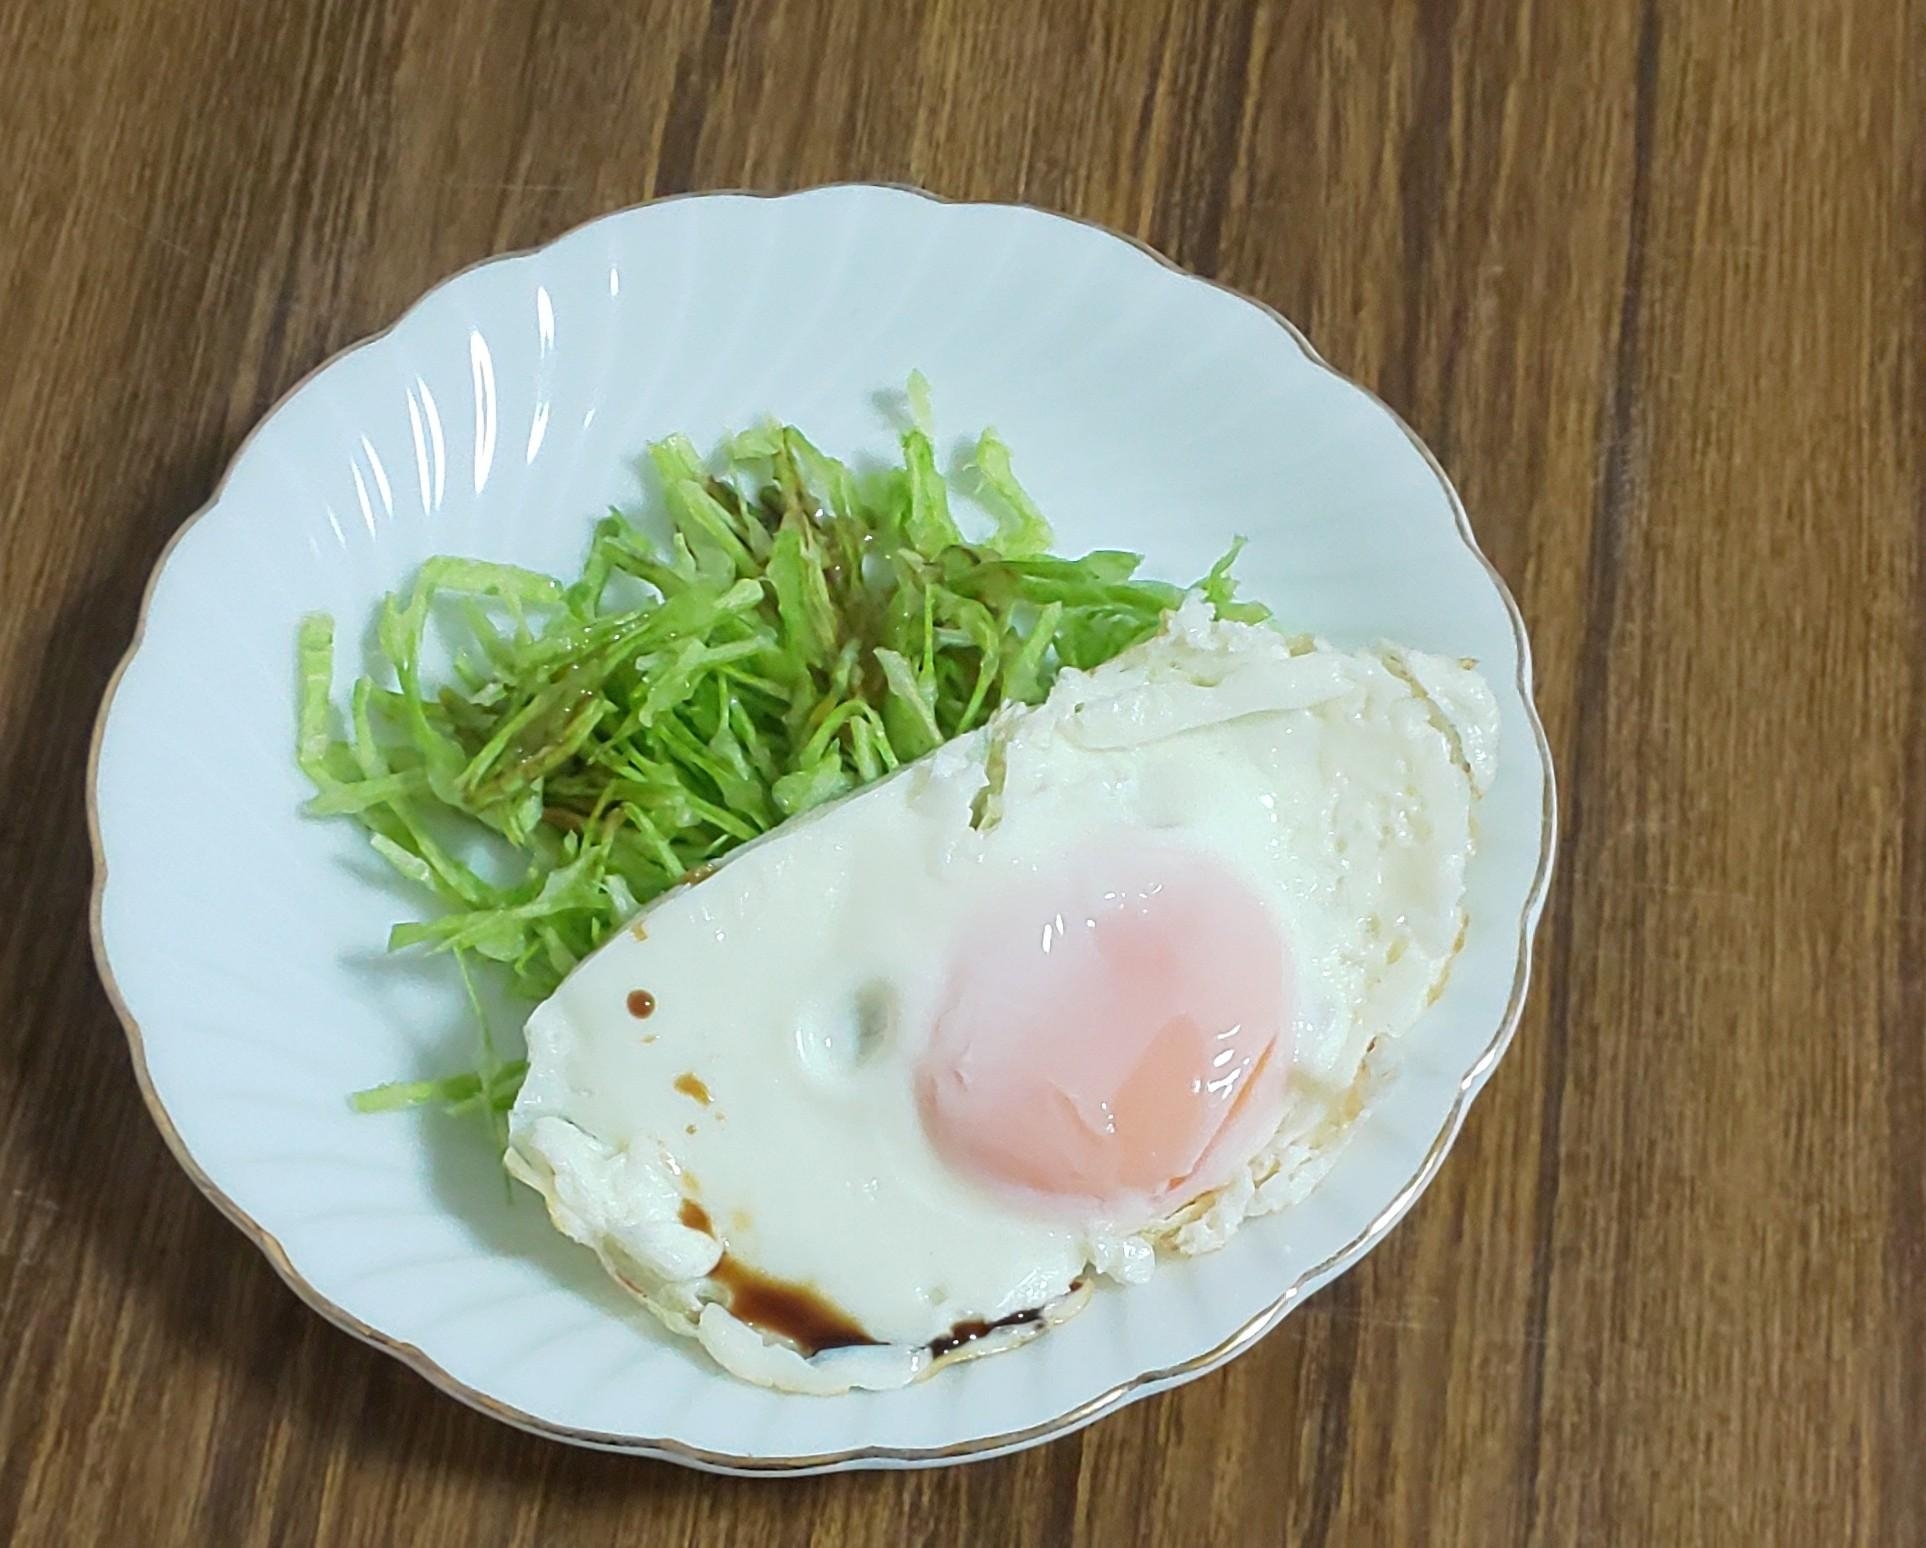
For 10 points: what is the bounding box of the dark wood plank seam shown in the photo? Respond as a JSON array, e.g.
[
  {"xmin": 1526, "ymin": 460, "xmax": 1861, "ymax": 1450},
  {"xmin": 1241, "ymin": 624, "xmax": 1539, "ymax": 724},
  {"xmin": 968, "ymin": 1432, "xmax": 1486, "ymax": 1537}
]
[
  {"xmin": 1881, "ymin": 484, "xmax": 1926, "ymax": 1545},
  {"xmin": 1043, "ymin": 1429, "xmax": 1087, "ymax": 1545},
  {"xmin": 1184, "ymin": 0, "xmax": 1260, "ymax": 279},
  {"xmin": 1392, "ymin": 0, "xmax": 1456, "ymax": 428},
  {"xmin": 1516, "ymin": 2, "xmax": 1660, "ymax": 1543},
  {"xmin": 654, "ymin": 0, "xmax": 739, "ymax": 197},
  {"xmin": 1299, "ymin": 1278, "xmax": 1363, "ymax": 1548},
  {"xmin": 242, "ymin": 10, "xmax": 343, "ymax": 424},
  {"xmin": 1880, "ymin": 56, "xmax": 1926, "ymax": 1536},
  {"xmin": 487, "ymin": 2, "xmax": 573, "ymax": 249}
]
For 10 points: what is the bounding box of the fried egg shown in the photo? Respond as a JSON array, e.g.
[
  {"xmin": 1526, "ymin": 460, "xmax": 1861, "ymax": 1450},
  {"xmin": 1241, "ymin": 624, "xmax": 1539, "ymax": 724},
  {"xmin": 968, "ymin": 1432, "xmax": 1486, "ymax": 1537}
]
[{"xmin": 505, "ymin": 597, "xmax": 1498, "ymax": 1393}]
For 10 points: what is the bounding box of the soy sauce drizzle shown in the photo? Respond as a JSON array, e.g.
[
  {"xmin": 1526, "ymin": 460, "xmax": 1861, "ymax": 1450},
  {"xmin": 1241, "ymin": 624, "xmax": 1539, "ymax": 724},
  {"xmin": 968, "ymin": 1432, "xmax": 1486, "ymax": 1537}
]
[
  {"xmin": 710, "ymin": 1256, "xmax": 877, "ymax": 1353},
  {"xmin": 676, "ymin": 1195, "xmax": 875, "ymax": 1354},
  {"xmin": 927, "ymin": 1305, "xmax": 1043, "ymax": 1359}
]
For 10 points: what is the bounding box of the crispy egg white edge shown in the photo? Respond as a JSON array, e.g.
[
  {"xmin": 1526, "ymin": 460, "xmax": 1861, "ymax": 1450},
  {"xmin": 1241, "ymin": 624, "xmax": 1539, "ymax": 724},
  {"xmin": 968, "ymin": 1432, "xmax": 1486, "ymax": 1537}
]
[{"xmin": 505, "ymin": 596, "xmax": 1498, "ymax": 1393}]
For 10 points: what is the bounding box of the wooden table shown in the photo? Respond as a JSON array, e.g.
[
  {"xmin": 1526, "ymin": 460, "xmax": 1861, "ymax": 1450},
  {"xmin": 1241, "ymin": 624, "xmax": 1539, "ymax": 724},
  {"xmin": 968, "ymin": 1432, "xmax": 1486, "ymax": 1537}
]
[{"xmin": 1, "ymin": 0, "xmax": 1918, "ymax": 1542}]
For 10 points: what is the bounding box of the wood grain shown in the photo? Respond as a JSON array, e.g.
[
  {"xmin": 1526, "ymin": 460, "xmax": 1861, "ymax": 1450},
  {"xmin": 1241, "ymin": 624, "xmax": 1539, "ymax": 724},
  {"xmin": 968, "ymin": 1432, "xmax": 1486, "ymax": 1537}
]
[{"xmin": 1, "ymin": 0, "xmax": 1920, "ymax": 1541}]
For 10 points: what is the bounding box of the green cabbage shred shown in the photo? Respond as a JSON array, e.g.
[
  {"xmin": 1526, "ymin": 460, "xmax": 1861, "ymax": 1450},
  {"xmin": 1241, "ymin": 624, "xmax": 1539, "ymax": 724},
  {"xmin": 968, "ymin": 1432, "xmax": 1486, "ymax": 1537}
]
[{"xmin": 301, "ymin": 383, "xmax": 1263, "ymax": 1134}]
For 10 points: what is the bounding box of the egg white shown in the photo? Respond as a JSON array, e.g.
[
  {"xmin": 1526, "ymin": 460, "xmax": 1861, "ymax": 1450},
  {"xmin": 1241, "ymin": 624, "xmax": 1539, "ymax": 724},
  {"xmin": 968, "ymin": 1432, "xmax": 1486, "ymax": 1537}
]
[{"xmin": 505, "ymin": 597, "xmax": 1498, "ymax": 1393}]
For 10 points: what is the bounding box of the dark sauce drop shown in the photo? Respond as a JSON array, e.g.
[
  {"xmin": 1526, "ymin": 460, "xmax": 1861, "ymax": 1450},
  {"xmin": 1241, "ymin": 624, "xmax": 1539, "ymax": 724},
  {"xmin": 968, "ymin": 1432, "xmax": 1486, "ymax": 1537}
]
[
  {"xmin": 928, "ymin": 1306, "xmax": 1044, "ymax": 1360},
  {"xmin": 673, "ymin": 1195, "xmax": 861, "ymax": 1353},
  {"xmin": 626, "ymin": 989, "xmax": 657, "ymax": 1019},
  {"xmin": 710, "ymin": 1256, "xmax": 877, "ymax": 1354}
]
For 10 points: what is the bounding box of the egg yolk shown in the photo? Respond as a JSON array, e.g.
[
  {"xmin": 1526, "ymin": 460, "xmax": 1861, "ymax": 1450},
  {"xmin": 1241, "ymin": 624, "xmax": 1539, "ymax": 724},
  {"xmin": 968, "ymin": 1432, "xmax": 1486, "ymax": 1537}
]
[{"xmin": 916, "ymin": 839, "xmax": 1291, "ymax": 1215}]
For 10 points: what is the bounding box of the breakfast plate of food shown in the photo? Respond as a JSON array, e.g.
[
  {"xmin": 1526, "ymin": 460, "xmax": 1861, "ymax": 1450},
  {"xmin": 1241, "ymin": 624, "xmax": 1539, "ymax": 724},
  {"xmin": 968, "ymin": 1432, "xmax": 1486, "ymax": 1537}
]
[{"xmin": 89, "ymin": 185, "xmax": 1555, "ymax": 1471}]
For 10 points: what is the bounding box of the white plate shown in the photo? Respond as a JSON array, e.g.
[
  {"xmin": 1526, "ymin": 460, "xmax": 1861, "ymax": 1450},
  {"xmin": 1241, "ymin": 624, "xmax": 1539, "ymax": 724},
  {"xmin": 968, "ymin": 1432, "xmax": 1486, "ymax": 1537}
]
[{"xmin": 89, "ymin": 186, "xmax": 1555, "ymax": 1473}]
